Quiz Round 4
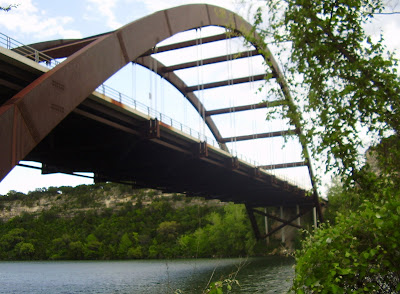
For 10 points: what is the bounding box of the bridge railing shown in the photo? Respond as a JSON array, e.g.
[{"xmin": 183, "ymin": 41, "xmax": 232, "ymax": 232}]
[
  {"xmin": 95, "ymin": 84, "xmax": 219, "ymax": 148},
  {"xmin": 0, "ymin": 32, "xmax": 307, "ymax": 189},
  {"xmin": 0, "ymin": 33, "xmax": 59, "ymax": 68}
]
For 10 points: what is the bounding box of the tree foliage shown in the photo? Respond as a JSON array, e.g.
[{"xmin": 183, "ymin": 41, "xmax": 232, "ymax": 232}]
[
  {"xmin": 0, "ymin": 184, "xmax": 262, "ymax": 260},
  {"xmin": 292, "ymin": 184, "xmax": 400, "ymax": 293},
  {"xmin": 254, "ymin": 0, "xmax": 400, "ymax": 182},
  {"xmin": 248, "ymin": 0, "xmax": 400, "ymax": 292}
]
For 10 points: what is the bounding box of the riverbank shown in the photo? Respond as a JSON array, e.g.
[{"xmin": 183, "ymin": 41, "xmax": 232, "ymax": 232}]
[{"xmin": 0, "ymin": 183, "xmax": 306, "ymax": 260}]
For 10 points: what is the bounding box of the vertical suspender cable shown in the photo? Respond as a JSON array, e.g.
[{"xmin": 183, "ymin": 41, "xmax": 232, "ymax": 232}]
[
  {"xmin": 184, "ymin": 95, "xmax": 188, "ymax": 128},
  {"xmin": 149, "ymin": 54, "xmax": 153, "ymax": 116},
  {"xmin": 226, "ymin": 29, "xmax": 236, "ymax": 156},
  {"xmin": 231, "ymin": 35, "xmax": 236, "ymax": 155},
  {"xmin": 196, "ymin": 27, "xmax": 205, "ymax": 141},
  {"xmin": 132, "ymin": 61, "xmax": 136, "ymax": 102},
  {"xmin": 200, "ymin": 29, "xmax": 206, "ymax": 142},
  {"xmin": 161, "ymin": 76, "xmax": 165, "ymax": 116},
  {"xmin": 196, "ymin": 28, "xmax": 201, "ymax": 139},
  {"xmin": 248, "ymin": 48, "xmax": 258, "ymax": 165},
  {"xmin": 154, "ymin": 47, "xmax": 158, "ymax": 114}
]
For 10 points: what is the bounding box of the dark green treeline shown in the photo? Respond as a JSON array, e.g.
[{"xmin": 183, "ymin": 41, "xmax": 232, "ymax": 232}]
[{"xmin": 0, "ymin": 183, "xmax": 265, "ymax": 260}]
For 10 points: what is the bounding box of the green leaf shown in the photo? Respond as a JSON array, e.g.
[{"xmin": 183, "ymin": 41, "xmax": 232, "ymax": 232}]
[{"xmin": 340, "ymin": 268, "xmax": 352, "ymax": 275}]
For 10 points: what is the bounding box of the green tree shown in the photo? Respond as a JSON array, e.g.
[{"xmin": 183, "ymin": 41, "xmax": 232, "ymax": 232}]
[
  {"xmin": 324, "ymin": 177, "xmax": 365, "ymax": 223},
  {"xmin": 249, "ymin": 0, "xmax": 400, "ymax": 292},
  {"xmin": 50, "ymin": 234, "xmax": 71, "ymax": 260},
  {"xmin": 178, "ymin": 204, "xmax": 256, "ymax": 257},
  {"xmin": 127, "ymin": 232, "xmax": 143, "ymax": 259},
  {"xmin": 118, "ymin": 232, "xmax": 133, "ymax": 258},
  {"xmin": 69, "ymin": 241, "xmax": 85, "ymax": 259},
  {"xmin": 15, "ymin": 242, "xmax": 35, "ymax": 259},
  {"xmin": 0, "ymin": 228, "xmax": 26, "ymax": 252},
  {"xmin": 84, "ymin": 234, "xmax": 103, "ymax": 259},
  {"xmin": 292, "ymin": 189, "xmax": 400, "ymax": 293},
  {"xmin": 157, "ymin": 221, "xmax": 180, "ymax": 241},
  {"xmin": 253, "ymin": 0, "xmax": 400, "ymax": 182}
]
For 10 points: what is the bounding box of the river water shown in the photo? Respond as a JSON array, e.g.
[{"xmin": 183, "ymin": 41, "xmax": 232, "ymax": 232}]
[{"xmin": 0, "ymin": 256, "xmax": 294, "ymax": 293}]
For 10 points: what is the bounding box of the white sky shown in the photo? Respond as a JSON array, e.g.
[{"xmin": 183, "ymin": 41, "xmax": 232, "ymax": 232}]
[{"xmin": 0, "ymin": 0, "xmax": 400, "ymax": 196}]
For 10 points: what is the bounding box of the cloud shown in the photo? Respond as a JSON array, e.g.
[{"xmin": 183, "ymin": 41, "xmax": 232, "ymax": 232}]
[
  {"xmin": 85, "ymin": 0, "xmax": 123, "ymax": 29},
  {"xmin": 365, "ymin": 12, "xmax": 400, "ymax": 59},
  {"xmin": 0, "ymin": 0, "xmax": 82, "ymax": 41},
  {"xmin": 377, "ymin": 17, "xmax": 400, "ymax": 57}
]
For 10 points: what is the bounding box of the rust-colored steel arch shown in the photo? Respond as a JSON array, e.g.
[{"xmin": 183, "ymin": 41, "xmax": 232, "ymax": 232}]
[{"xmin": 1, "ymin": 4, "xmax": 258, "ymax": 181}]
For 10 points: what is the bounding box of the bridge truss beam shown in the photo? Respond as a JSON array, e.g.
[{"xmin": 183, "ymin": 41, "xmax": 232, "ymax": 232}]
[
  {"xmin": 205, "ymin": 100, "xmax": 285, "ymax": 116},
  {"xmin": 161, "ymin": 49, "xmax": 259, "ymax": 72},
  {"xmin": 185, "ymin": 73, "xmax": 270, "ymax": 92},
  {"xmin": 220, "ymin": 130, "xmax": 296, "ymax": 143}
]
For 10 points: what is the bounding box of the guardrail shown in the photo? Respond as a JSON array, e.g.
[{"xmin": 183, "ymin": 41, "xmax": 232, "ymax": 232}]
[
  {"xmin": 0, "ymin": 33, "xmax": 59, "ymax": 68},
  {"xmin": 0, "ymin": 32, "xmax": 308, "ymax": 189},
  {"xmin": 95, "ymin": 84, "xmax": 219, "ymax": 148}
]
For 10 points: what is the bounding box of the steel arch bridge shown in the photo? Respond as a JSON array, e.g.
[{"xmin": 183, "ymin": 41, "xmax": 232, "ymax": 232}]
[{"xmin": 0, "ymin": 4, "xmax": 322, "ymax": 239}]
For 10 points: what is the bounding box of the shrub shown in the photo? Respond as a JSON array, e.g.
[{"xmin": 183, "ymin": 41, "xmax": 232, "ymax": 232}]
[{"xmin": 292, "ymin": 194, "xmax": 400, "ymax": 293}]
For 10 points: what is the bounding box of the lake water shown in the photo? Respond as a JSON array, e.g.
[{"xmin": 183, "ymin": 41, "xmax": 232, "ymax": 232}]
[{"xmin": 0, "ymin": 256, "xmax": 294, "ymax": 293}]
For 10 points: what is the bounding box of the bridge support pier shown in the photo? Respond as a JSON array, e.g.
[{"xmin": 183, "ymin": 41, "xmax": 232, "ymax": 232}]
[
  {"xmin": 246, "ymin": 204, "xmax": 262, "ymax": 240},
  {"xmin": 246, "ymin": 205, "xmax": 315, "ymax": 243}
]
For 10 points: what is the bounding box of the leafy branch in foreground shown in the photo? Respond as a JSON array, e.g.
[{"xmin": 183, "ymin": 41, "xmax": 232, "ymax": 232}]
[
  {"xmin": 254, "ymin": 0, "xmax": 400, "ymax": 184},
  {"xmin": 292, "ymin": 183, "xmax": 400, "ymax": 293},
  {"xmin": 246, "ymin": 0, "xmax": 400, "ymax": 292}
]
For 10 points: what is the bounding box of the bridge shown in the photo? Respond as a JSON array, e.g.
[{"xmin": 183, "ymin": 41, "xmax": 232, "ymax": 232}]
[{"xmin": 0, "ymin": 4, "xmax": 322, "ymax": 239}]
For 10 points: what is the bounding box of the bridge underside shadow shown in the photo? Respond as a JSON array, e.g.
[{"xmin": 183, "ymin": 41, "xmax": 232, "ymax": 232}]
[{"xmin": 24, "ymin": 94, "xmax": 314, "ymax": 209}]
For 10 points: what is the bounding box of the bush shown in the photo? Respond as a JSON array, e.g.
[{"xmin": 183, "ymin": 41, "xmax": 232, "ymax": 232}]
[{"xmin": 292, "ymin": 192, "xmax": 400, "ymax": 293}]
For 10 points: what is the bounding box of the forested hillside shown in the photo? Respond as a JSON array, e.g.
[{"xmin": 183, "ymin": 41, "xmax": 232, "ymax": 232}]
[{"xmin": 0, "ymin": 183, "xmax": 267, "ymax": 260}]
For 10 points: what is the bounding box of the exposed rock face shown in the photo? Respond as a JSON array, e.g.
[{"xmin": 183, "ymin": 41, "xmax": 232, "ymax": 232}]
[
  {"xmin": 0, "ymin": 186, "xmax": 224, "ymax": 222},
  {"xmin": 0, "ymin": 190, "xmax": 135, "ymax": 221}
]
